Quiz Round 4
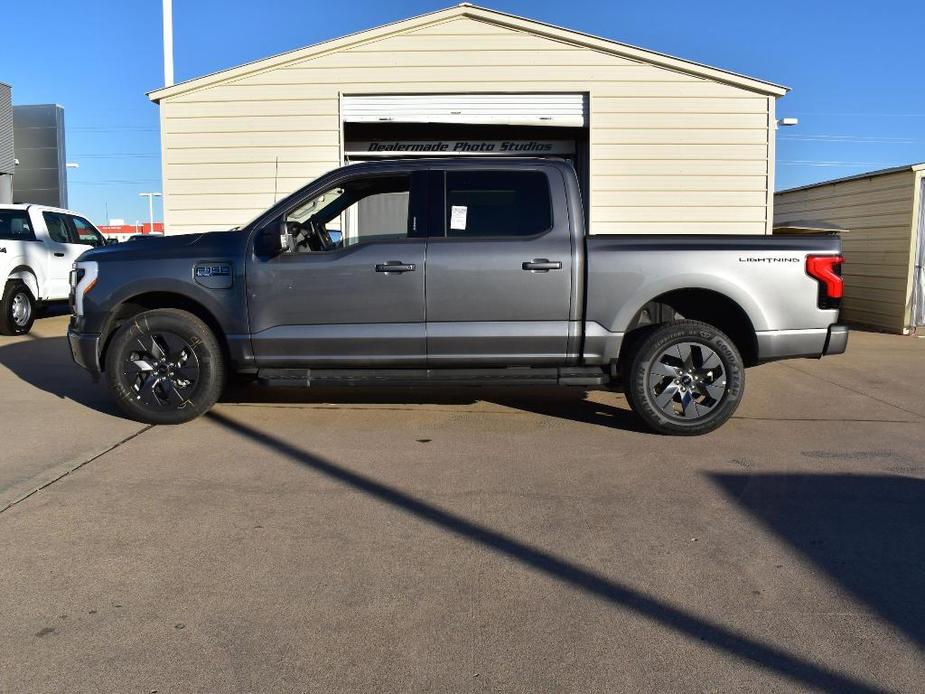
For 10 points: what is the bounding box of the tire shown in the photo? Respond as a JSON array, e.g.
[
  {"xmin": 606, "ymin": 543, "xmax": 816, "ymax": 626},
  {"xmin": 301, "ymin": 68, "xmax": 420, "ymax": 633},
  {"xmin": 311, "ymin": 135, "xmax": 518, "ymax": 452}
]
[
  {"xmin": 624, "ymin": 320, "xmax": 744, "ymax": 436},
  {"xmin": 104, "ymin": 308, "xmax": 225, "ymax": 424},
  {"xmin": 0, "ymin": 280, "xmax": 36, "ymax": 336}
]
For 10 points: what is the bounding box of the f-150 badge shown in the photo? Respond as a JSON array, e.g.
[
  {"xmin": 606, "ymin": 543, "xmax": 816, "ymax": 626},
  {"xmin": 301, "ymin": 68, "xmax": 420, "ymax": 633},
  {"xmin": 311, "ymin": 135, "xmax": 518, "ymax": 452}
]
[
  {"xmin": 195, "ymin": 264, "xmax": 231, "ymax": 277},
  {"xmin": 194, "ymin": 263, "xmax": 233, "ymax": 289}
]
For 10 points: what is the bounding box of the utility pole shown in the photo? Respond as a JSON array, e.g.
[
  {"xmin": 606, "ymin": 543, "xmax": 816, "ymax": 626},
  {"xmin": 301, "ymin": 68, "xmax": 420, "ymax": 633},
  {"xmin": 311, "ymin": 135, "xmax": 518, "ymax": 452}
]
[
  {"xmin": 139, "ymin": 192, "xmax": 161, "ymax": 233},
  {"xmin": 163, "ymin": 0, "xmax": 174, "ymax": 86}
]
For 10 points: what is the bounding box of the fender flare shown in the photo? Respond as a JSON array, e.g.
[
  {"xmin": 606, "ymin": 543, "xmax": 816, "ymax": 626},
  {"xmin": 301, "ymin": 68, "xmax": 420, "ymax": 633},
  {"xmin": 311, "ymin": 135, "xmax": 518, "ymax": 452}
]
[
  {"xmin": 5, "ymin": 264, "xmax": 41, "ymax": 301},
  {"xmin": 610, "ymin": 273, "xmax": 769, "ymax": 335},
  {"xmin": 96, "ymin": 285, "xmax": 234, "ymax": 371}
]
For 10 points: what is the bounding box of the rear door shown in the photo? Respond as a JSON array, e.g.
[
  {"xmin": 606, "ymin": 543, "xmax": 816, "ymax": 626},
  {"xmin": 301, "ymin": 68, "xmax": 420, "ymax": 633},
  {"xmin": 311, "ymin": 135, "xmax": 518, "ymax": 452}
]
[{"xmin": 425, "ymin": 166, "xmax": 575, "ymax": 365}]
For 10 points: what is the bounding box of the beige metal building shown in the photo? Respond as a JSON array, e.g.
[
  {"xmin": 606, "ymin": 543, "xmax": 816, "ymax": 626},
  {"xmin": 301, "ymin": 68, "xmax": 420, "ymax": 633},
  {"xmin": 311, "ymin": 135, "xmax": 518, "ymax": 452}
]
[
  {"xmin": 775, "ymin": 164, "xmax": 925, "ymax": 334},
  {"xmin": 148, "ymin": 4, "xmax": 787, "ymax": 236}
]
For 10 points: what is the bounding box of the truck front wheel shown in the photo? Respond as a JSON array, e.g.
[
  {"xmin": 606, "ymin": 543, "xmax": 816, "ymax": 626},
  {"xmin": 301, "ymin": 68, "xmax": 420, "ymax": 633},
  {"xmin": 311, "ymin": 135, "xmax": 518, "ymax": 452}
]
[
  {"xmin": 0, "ymin": 280, "xmax": 36, "ymax": 336},
  {"xmin": 624, "ymin": 320, "xmax": 744, "ymax": 436},
  {"xmin": 104, "ymin": 308, "xmax": 225, "ymax": 424}
]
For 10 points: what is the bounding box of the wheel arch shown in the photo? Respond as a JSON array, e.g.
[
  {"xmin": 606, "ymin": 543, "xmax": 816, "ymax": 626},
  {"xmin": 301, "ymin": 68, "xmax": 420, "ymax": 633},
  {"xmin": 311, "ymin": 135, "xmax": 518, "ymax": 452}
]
[
  {"xmin": 5, "ymin": 265, "xmax": 40, "ymax": 300},
  {"xmin": 618, "ymin": 288, "xmax": 759, "ymax": 368},
  {"xmin": 99, "ymin": 291, "xmax": 229, "ymax": 371}
]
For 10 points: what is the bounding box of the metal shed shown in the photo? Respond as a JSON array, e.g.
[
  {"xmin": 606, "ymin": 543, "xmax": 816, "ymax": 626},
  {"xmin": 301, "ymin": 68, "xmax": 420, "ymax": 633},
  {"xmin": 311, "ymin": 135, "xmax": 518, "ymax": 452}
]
[
  {"xmin": 148, "ymin": 4, "xmax": 787, "ymax": 237},
  {"xmin": 775, "ymin": 164, "xmax": 925, "ymax": 334}
]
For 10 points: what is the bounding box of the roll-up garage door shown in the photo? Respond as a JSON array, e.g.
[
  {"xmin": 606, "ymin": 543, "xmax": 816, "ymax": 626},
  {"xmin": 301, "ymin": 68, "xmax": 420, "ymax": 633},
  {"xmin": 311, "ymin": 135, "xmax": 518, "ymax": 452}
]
[{"xmin": 341, "ymin": 93, "xmax": 587, "ymax": 127}]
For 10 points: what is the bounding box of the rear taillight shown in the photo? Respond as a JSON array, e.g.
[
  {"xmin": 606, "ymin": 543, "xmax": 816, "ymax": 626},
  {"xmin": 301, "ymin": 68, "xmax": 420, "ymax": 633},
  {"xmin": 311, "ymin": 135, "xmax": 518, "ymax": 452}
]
[{"xmin": 806, "ymin": 254, "xmax": 844, "ymax": 309}]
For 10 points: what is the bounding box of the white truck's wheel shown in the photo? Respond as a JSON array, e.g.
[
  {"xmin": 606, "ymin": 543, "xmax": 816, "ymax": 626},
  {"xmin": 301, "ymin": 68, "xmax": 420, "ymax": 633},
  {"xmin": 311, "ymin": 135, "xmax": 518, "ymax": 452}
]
[{"xmin": 0, "ymin": 280, "xmax": 36, "ymax": 335}]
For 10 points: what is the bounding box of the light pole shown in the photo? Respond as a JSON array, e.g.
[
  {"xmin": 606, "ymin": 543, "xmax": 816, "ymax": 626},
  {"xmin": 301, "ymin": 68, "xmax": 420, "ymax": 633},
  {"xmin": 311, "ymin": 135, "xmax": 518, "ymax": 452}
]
[
  {"xmin": 163, "ymin": 0, "xmax": 174, "ymax": 86},
  {"xmin": 139, "ymin": 192, "xmax": 162, "ymax": 233}
]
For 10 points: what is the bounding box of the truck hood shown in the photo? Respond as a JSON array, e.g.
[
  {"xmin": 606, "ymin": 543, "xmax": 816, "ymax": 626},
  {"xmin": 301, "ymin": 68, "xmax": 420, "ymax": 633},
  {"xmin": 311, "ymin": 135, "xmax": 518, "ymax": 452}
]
[{"xmin": 82, "ymin": 230, "xmax": 246, "ymax": 262}]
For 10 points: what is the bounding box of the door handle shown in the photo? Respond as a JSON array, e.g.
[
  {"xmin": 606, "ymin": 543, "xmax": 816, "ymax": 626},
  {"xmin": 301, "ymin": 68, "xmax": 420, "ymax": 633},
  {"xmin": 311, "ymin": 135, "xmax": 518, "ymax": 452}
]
[
  {"xmin": 522, "ymin": 259, "xmax": 562, "ymax": 272},
  {"xmin": 54, "ymin": 252, "xmax": 65, "ymax": 257},
  {"xmin": 0, "ymin": 247, "xmax": 6, "ymax": 253},
  {"xmin": 375, "ymin": 261, "xmax": 416, "ymax": 273}
]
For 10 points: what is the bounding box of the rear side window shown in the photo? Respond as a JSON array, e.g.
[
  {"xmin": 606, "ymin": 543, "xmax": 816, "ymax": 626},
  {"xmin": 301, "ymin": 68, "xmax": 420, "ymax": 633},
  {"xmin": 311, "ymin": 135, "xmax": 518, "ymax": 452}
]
[
  {"xmin": 43, "ymin": 212, "xmax": 71, "ymax": 243},
  {"xmin": 0, "ymin": 210, "xmax": 35, "ymax": 241},
  {"xmin": 444, "ymin": 171, "xmax": 552, "ymax": 238}
]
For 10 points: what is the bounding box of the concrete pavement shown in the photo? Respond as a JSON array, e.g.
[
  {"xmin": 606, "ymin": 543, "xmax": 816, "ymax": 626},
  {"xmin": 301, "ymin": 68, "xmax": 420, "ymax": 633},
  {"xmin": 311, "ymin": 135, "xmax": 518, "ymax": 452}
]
[
  {"xmin": 0, "ymin": 315, "xmax": 148, "ymax": 511},
  {"xmin": 0, "ymin": 315, "xmax": 923, "ymax": 692}
]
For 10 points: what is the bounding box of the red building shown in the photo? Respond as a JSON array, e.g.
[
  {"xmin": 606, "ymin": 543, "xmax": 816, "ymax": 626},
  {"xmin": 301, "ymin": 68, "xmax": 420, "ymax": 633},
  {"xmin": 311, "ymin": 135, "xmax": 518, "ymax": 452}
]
[{"xmin": 98, "ymin": 222, "xmax": 164, "ymax": 236}]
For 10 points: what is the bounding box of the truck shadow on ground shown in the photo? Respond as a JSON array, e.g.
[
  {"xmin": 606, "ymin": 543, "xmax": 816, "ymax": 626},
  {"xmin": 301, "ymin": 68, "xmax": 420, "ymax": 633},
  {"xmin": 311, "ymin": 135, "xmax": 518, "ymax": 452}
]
[
  {"xmin": 222, "ymin": 380, "xmax": 649, "ymax": 432},
  {"xmin": 205, "ymin": 408, "xmax": 889, "ymax": 694},
  {"xmin": 711, "ymin": 472, "xmax": 925, "ymax": 650},
  {"xmin": 0, "ymin": 334, "xmax": 124, "ymax": 417},
  {"xmin": 0, "ymin": 335, "xmax": 646, "ymax": 432}
]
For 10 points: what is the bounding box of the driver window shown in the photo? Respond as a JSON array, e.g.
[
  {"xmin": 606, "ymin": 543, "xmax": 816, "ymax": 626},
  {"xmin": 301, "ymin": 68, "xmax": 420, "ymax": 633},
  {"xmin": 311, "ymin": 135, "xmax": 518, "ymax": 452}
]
[
  {"xmin": 285, "ymin": 175, "xmax": 410, "ymax": 253},
  {"xmin": 69, "ymin": 216, "xmax": 106, "ymax": 247}
]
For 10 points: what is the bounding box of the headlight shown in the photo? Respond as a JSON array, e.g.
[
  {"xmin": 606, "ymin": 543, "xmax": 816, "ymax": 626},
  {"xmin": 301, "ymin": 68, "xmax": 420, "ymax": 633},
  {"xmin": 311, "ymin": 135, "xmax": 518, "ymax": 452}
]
[{"xmin": 70, "ymin": 261, "xmax": 98, "ymax": 316}]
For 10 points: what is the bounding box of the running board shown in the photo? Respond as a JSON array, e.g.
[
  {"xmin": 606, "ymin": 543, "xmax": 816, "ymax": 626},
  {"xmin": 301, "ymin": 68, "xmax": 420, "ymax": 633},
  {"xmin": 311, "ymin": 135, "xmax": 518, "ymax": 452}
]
[{"xmin": 256, "ymin": 366, "xmax": 609, "ymax": 388}]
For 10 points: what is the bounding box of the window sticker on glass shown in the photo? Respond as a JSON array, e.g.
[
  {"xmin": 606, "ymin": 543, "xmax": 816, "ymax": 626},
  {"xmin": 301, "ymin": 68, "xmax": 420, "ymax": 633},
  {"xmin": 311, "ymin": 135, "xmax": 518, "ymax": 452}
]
[{"xmin": 450, "ymin": 205, "xmax": 468, "ymax": 231}]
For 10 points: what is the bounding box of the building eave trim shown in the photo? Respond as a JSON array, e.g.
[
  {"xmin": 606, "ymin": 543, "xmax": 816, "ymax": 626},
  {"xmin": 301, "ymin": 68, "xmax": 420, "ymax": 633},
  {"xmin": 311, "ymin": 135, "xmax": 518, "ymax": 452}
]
[{"xmin": 148, "ymin": 4, "xmax": 788, "ymax": 103}]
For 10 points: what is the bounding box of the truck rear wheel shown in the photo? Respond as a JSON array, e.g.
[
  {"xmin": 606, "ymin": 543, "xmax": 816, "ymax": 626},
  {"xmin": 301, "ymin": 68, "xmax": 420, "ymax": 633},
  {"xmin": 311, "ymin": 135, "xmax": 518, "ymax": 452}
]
[
  {"xmin": 0, "ymin": 280, "xmax": 36, "ymax": 336},
  {"xmin": 104, "ymin": 308, "xmax": 225, "ymax": 424},
  {"xmin": 624, "ymin": 320, "xmax": 744, "ymax": 436}
]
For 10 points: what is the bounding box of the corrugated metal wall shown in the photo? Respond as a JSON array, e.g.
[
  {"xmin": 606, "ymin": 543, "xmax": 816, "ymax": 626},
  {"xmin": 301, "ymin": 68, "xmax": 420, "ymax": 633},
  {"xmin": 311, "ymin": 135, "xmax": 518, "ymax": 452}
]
[
  {"xmin": 775, "ymin": 170, "xmax": 918, "ymax": 333},
  {"xmin": 158, "ymin": 16, "xmax": 775, "ymax": 236},
  {"xmin": 12, "ymin": 104, "xmax": 68, "ymax": 208},
  {"xmin": 0, "ymin": 84, "xmax": 14, "ymax": 204}
]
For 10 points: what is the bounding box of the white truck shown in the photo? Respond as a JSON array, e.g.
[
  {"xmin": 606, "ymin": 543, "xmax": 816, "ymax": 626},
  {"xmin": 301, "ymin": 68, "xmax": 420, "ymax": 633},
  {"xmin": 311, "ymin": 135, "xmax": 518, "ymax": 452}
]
[{"xmin": 0, "ymin": 204, "xmax": 107, "ymax": 335}]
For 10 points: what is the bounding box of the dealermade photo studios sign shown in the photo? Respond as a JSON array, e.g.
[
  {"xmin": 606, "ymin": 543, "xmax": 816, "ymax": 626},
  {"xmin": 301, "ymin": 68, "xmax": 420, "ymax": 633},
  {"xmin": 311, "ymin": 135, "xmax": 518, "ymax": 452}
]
[{"xmin": 345, "ymin": 140, "xmax": 575, "ymax": 156}]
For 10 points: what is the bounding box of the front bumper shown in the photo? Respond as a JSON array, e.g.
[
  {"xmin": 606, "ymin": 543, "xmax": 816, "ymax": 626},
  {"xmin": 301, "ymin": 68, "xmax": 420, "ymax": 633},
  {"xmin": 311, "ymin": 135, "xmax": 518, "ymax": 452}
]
[{"xmin": 68, "ymin": 329, "xmax": 102, "ymax": 378}]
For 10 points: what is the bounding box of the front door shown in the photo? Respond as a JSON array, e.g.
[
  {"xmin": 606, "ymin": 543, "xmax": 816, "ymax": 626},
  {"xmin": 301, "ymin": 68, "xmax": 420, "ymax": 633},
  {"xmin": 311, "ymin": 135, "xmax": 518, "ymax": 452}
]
[
  {"xmin": 66, "ymin": 214, "xmax": 108, "ymax": 249},
  {"xmin": 246, "ymin": 171, "xmax": 428, "ymax": 366},
  {"xmin": 40, "ymin": 211, "xmax": 86, "ymax": 299},
  {"xmin": 425, "ymin": 166, "xmax": 575, "ymax": 365}
]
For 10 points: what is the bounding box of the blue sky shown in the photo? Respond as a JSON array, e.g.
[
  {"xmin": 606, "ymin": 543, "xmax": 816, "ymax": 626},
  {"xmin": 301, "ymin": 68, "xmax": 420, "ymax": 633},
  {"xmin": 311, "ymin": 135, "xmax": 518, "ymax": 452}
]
[{"xmin": 3, "ymin": 0, "xmax": 924, "ymax": 224}]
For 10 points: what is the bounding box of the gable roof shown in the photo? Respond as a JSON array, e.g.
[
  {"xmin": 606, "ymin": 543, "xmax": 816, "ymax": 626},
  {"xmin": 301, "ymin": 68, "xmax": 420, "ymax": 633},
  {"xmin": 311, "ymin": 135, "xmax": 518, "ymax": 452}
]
[{"xmin": 148, "ymin": 4, "xmax": 788, "ymax": 102}]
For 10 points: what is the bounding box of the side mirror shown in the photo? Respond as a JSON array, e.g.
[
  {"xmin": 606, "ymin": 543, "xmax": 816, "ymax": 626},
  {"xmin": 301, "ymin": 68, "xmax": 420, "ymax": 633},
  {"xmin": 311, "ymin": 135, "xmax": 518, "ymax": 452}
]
[{"xmin": 254, "ymin": 222, "xmax": 285, "ymax": 257}]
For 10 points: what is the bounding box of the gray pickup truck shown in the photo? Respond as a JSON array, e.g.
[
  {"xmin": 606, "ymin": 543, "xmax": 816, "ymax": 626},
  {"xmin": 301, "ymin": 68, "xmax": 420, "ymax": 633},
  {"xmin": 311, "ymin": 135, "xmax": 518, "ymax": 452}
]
[{"xmin": 67, "ymin": 158, "xmax": 846, "ymax": 434}]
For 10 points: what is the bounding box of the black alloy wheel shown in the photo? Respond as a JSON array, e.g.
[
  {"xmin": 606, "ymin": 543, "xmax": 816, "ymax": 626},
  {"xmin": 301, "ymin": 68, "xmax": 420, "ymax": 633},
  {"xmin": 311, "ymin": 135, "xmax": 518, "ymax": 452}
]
[
  {"xmin": 624, "ymin": 320, "xmax": 745, "ymax": 436},
  {"xmin": 124, "ymin": 330, "xmax": 201, "ymax": 410},
  {"xmin": 105, "ymin": 309, "xmax": 224, "ymax": 424}
]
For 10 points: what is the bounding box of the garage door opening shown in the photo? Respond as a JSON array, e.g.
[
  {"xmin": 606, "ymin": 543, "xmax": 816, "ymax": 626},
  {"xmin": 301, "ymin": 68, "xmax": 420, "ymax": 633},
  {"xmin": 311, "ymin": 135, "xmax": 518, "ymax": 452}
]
[
  {"xmin": 341, "ymin": 93, "xmax": 589, "ymax": 225},
  {"xmin": 344, "ymin": 123, "xmax": 588, "ymax": 222}
]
